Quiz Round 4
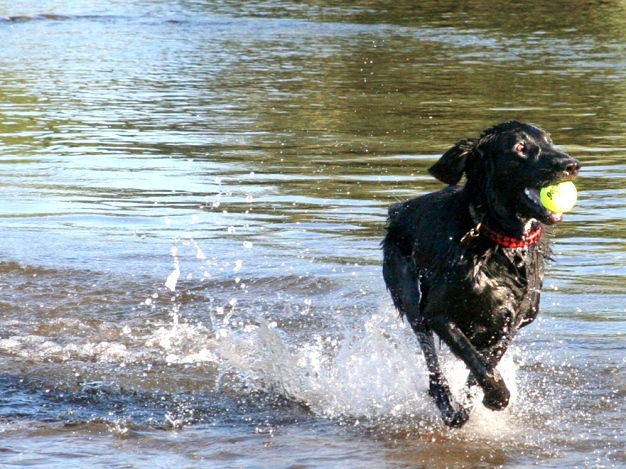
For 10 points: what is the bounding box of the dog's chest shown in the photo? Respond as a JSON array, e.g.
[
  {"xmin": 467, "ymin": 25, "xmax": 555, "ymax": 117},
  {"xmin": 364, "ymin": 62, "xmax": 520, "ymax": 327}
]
[
  {"xmin": 424, "ymin": 246, "xmax": 544, "ymax": 342},
  {"xmin": 472, "ymin": 248, "xmax": 539, "ymax": 302}
]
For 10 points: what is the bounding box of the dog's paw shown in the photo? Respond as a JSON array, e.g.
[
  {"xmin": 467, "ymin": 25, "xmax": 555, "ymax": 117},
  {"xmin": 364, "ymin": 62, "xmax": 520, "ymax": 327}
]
[
  {"xmin": 482, "ymin": 388, "xmax": 510, "ymax": 410},
  {"xmin": 442, "ymin": 407, "xmax": 471, "ymax": 428},
  {"xmin": 481, "ymin": 373, "xmax": 510, "ymax": 411}
]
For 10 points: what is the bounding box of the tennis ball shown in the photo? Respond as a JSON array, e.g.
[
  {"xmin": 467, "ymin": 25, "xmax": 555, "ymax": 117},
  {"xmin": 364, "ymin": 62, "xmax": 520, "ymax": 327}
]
[{"xmin": 540, "ymin": 181, "xmax": 577, "ymax": 213}]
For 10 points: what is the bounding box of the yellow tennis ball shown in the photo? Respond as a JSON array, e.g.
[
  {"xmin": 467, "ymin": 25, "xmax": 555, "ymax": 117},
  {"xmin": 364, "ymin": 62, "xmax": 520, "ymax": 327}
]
[{"xmin": 540, "ymin": 181, "xmax": 577, "ymax": 213}]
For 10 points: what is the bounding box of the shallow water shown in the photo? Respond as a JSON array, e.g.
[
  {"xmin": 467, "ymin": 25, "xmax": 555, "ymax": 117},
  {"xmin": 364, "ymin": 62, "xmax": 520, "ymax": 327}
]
[{"xmin": 0, "ymin": 1, "xmax": 625, "ymax": 467}]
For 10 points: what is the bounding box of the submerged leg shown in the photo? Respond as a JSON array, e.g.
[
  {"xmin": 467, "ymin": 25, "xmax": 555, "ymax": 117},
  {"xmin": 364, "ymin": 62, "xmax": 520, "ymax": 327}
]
[{"xmin": 413, "ymin": 325, "xmax": 471, "ymax": 428}]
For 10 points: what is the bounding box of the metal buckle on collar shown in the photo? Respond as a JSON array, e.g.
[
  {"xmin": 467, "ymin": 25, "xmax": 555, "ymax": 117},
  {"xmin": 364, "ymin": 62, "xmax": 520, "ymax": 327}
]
[{"xmin": 461, "ymin": 222, "xmax": 482, "ymax": 244}]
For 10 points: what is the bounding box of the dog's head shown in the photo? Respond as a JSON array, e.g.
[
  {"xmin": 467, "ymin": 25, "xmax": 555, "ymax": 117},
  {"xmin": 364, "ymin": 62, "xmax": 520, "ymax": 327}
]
[{"xmin": 429, "ymin": 121, "xmax": 580, "ymax": 226}]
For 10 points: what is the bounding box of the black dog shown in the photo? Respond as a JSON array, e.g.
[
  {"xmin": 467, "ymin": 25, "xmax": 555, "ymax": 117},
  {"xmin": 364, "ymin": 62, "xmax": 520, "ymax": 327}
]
[{"xmin": 382, "ymin": 121, "xmax": 580, "ymax": 427}]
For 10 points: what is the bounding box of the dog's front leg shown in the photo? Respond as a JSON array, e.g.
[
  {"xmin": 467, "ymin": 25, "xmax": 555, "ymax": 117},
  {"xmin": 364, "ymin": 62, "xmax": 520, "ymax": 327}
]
[
  {"xmin": 462, "ymin": 331, "xmax": 516, "ymax": 409},
  {"xmin": 428, "ymin": 316, "xmax": 510, "ymax": 411},
  {"xmin": 411, "ymin": 325, "xmax": 470, "ymax": 427}
]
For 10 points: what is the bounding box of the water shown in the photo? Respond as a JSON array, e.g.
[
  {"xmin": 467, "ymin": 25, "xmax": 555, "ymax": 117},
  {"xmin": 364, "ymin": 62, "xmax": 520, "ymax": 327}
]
[{"xmin": 0, "ymin": 1, "xmax": 625, "ymax": 467}]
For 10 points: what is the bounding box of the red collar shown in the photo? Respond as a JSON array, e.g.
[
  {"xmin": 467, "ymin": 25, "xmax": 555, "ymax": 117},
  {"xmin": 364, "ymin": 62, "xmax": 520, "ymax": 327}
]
[
  {"xmin": 462, "ymin": 204, "xmax": 543, "ymax": 248},
  {"xmin": 479, "ymin": 223, "xmax": 543, "ymax": 248}
]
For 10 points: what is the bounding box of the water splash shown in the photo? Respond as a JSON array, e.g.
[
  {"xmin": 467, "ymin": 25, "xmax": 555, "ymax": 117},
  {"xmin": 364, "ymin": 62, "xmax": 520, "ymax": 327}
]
[
  {"xmin": 295, "ymin": 311, "xmax": 431, "ymax": 420},
  {"xmin": 197, "ymin": 304, "xmax": 520, "ymax": 433},
  {"xmin": 164, "ymin": 246, "xmax": 181, "ymax": 292}
]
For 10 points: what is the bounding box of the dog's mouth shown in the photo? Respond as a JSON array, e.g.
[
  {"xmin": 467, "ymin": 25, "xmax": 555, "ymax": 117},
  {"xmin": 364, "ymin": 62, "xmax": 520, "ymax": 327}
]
[{"xmin": 522, "ymin": 187, "xmax": 563, "ymax": 224}]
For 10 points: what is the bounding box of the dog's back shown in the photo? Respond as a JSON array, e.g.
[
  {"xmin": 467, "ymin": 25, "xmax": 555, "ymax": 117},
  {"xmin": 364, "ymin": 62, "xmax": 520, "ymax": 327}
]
[
  {"xmin": 384, "ymin": 185, "xmax": 470, "ymax": 263},
  {"xmin": 383, "ymin": 186, "xmax": 470, "ymax": 316}
]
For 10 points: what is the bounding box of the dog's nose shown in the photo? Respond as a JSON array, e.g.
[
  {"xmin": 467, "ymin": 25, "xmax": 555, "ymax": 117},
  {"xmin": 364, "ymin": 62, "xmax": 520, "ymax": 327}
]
[{"xmin": 564, "ymin": 159, "xmax": 581, "ymax": 177}]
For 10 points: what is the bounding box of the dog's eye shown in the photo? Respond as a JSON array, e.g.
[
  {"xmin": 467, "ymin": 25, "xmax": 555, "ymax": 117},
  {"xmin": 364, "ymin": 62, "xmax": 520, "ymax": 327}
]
[{"xmin": 514, "ymin": 143, "xmax": 526, "ymax": 153}]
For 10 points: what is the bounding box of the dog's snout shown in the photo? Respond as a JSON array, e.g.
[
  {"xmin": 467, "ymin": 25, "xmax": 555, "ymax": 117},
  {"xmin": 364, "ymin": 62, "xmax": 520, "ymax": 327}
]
[
  {"xmin": 554, "ymin": 155, "xmax": 580, "ymax": 177},
  {"xmin": 564, "ymin": 158, "xmax": 581, "ymax": 177}
]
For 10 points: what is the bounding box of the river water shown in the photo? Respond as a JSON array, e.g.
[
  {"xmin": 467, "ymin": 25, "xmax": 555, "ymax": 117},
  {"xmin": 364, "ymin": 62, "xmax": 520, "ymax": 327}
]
[{"xmin": 0, "ymin": 1, "xmax": 624, "ymax": 467}]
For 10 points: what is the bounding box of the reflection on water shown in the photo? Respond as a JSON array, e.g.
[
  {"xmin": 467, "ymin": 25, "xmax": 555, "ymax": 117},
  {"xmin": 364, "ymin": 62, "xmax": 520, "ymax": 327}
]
[{"xmin": 0, "ymin": 0, "xmax": 625, "ymax": 467}]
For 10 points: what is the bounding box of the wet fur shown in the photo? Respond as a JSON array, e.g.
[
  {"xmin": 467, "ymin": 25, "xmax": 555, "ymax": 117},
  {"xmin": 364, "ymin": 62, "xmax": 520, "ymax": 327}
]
[{"xmin": 382, "ymin": 121, "xmax": 580, "ymax": 427}]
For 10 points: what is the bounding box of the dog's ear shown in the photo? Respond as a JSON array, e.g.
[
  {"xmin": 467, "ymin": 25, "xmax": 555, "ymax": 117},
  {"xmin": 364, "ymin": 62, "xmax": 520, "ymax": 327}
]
[{"xmin": 428, "ymin": 139, "xmax": 478, "ymax": 185}]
